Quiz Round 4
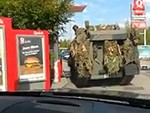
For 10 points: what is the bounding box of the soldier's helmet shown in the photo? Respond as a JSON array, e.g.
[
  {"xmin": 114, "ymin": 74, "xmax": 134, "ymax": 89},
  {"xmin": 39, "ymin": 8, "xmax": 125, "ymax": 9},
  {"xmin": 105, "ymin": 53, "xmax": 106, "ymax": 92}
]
[{"xmin": 72, "ymin": 25, "xmax": 79, "ymax": 33}]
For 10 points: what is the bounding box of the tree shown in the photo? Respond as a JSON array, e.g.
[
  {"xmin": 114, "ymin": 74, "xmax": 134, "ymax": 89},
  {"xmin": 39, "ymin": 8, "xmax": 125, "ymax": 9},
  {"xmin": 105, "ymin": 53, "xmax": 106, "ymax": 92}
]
[
  {"xmin": 137, "ymin": 29, "xmax": 150, "ymax": 45},
  {"xmin": 0, "ymin": 0, "xmax": 74, "ymax": 32},
  {"xmin": 146, "ymin": 29, "xmax": 150, "ymax": 45},
  {"xmin": 59, "ymin": 39, "xmax": 70, "ymax": 48},
  {"xmin": 124, "ymin": 21, "xmax": 150, "ymax": 45},
  {"xmin": 124, "ymin": 20, "xmax": 130, "ymax": 31}
]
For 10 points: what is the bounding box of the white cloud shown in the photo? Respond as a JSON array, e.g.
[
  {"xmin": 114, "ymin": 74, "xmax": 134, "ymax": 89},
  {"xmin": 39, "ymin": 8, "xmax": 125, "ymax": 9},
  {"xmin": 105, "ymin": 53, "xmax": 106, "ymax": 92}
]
[
  {"xmin": 81, "ymin": 1, "xmax": 107, "ymax": 14},
  {"xmin": 118, "ymin": 23, "xmax": 125, "ymax": 28},
  {"xmin": 146, "ymin": 12, "xmax": 150, "ymax": 20},
  {"xmin": 144, "ymin": 0, "xmax": 150, "ymax": 4},
  {"xmin": 82, "ymin": 14, "xmax": 91, "ymax": 22},
  {"xmin": 82, "ymin": 8, "xmax": 88, "ymax": 13},
  {"xmin": 143, "ymin": 0, "xmax": 150, "ymax": 7},
  {"xmin": 123, "ymin": 18, "xmax": 131, "ymax": 22}
]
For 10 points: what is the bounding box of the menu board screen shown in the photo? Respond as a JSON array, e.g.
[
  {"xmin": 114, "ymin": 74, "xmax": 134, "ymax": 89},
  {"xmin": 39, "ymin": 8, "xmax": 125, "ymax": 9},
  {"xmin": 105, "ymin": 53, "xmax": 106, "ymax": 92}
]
[{"xmin": 17, "ymin": 36, "xmax": 45, "ymax": 82}]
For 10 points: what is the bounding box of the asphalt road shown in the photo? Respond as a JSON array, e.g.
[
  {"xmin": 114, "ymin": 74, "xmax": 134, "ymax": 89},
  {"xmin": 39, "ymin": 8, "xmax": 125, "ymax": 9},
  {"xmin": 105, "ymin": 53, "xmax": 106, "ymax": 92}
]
[{"xmin": 51, "ymin": 60, "xmax": 150, "ymax": 95}]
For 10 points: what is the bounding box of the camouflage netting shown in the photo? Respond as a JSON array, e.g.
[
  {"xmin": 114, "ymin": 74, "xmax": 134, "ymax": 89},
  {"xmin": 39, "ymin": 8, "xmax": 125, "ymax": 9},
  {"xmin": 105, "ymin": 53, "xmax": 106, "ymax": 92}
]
[
  {"xmin": 95, "ymin": 24, "xmax": 120, "ymax": 31},
  {"xmin": 69, "ymin": 22, "xmax": 140, "ymax": 77},
  {"xmin": 85, "ymin": 20, "xmax": 120, "ymax": 31},
  {"xmin": 103, "ymin": 30, "xmax": 140, "ymax": 75},
  {"xmin": 103, "ymin": 41, "xmax": 123, "ymax": 75},
  {"xmin": 69, "ymin": 27, "xmax": 93, "ymax": 77},
  {"xmin": 121, "ymin": 30, "xmax": 140, "ymax": 67},
  {"xmin": 88, "ymin": 25, "xmax": 95, "ymax": 31},
  {"xmin": 86, "ymin": 25, "xmax": 120, "ymax": 31},
  {"xmin": 121, "ymin": 39, "xmax": 135, "ymax": 64}
]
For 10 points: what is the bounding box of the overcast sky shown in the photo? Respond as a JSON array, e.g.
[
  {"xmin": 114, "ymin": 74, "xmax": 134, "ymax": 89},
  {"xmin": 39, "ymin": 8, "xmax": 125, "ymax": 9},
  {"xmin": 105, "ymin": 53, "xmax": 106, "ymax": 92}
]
[{"xmin": 60, "ymin": 0, "xmax": 150, "ymax": 40}]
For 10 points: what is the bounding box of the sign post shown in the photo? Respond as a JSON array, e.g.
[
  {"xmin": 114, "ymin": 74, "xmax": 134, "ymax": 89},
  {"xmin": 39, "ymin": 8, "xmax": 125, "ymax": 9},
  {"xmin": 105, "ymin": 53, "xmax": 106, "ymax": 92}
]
[
  {"xmin": 144, "ymin": 29, "xmax": 147, "ymax": 45},
  {"xmin": 131, "ymin": 0, "xmax": 147, "ymax": 45}
]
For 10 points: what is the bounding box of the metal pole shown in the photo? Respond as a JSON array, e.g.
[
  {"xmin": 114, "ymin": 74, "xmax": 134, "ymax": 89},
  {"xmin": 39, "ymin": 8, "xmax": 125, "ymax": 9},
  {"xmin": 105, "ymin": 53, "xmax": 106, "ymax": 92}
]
[
  {"xmin": 130, "ymin": 4, "xmax": 132, "ymax": 28},
  {"xmin": 144, "ymin": 29, "xmax": 147, "ymax": 45},
  {"xmin": 53, "ymin": 32, "xmax": 59, "ymax": 62},
  {"xmin": 144, "ymin": 2, "xmax": 147, "ymax": 46},
  {"xmin": 69, "ymin": 22, "xmax": 72, "ymax": 40},
  {"xmin": 54, "ymin": 43, "xmax": 59, "ymax": 61}
]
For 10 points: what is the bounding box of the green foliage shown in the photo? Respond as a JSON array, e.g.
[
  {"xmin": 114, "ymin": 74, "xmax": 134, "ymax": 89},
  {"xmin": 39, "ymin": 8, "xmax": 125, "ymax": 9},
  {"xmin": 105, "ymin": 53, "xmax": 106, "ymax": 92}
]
[
  {"xmin": 50, "ymin": 51, "xmax": 55, "ymax": 77},
  {"xmin": 124, "ymin": 21, "xmax": 150, "ymax": 45},
  {"xmin": 0, "ymin": 0, "xmax": 74, "ymax": 31},
  {"xmin": 59, "ymin": 39, "xmax": 70, "ymax": 48},
  {"xmin": 124, "ymin": 20, "xmax": 130, "ymax": 31},
  {"xmin": 50, "ymin": 51, "xmax": 55, "ymax": 62},
  {"xmin": 50, "ymin": 51, "xmax": 55, "ymax": 71},
  {"xmin": 138, "ymin": 29, "xmax": 150, "ymax": 45},
  {"xmin": 146, "ymin": 29, "xmax": 150, "ymax": 45}
]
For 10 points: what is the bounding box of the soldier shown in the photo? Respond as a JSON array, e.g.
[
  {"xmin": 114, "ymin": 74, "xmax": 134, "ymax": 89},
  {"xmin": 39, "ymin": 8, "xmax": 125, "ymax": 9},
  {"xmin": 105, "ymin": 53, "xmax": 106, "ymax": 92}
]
[
  {"xmin": 72, "ymin": 25, "xmax": 78, "ymax": 36},
  {"xmin": 121, "ymin": 29, "xmax": 140, "ymax": 69},
  {"xmin": 104, "ymin": 40, "xmax": 122, "ymax": 75},
  {"xmin": 69, "ymin": 25, "xmax": 92, "ymax": 78}
]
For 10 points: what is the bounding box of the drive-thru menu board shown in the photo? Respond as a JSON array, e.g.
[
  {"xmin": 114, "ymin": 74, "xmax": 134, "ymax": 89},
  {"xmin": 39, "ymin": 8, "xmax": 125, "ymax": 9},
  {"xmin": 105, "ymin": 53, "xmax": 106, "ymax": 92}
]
[
  {"xmin": 0, "ymin": 32, "xmax": 3, "ymax": 85},
  {"xmin": 17, "ymin": 36, "xmax": 45, "ymax": 82},
  {"xmin": 0, "ymin": 27, "xmax": 7, "ymax": 90}
]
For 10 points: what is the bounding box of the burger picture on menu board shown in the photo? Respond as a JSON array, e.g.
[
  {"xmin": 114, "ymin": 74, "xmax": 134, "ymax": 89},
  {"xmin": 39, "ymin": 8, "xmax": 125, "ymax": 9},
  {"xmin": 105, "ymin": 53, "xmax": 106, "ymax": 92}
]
[
  {"xmin": 24, "ymin": 56, "xmax": 41, "ymax": 68},
  {"xmin": 21, "ymin": 55, "xmax": 43, "ymax": 75}
]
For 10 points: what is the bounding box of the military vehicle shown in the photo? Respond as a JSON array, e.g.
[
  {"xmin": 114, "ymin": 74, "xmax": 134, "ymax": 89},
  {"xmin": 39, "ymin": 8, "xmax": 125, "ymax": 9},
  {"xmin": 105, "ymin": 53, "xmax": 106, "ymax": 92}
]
[{"xmin": 68, "ymin": 21, "xmax": 140, "ymax": 88}]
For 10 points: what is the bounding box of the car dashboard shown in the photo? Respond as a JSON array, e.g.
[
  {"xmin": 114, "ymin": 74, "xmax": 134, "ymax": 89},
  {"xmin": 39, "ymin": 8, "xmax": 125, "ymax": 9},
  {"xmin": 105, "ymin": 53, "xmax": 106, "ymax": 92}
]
[{"xmin": 0, "ymin": 95, "xmax": 150, "ymax": 113}]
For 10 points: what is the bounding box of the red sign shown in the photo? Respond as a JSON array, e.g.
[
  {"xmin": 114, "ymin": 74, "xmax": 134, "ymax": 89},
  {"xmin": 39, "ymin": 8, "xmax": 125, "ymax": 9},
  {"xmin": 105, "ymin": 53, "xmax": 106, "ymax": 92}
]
[
  {"xmin": 131, "ymin": 21, "xmax": 146, "ymax": 29},
  {"xmin": 133, "ymin": 0, "xmax": 145, "ymax": 15},
  {"xmin": 0, "ymin": 17, "xmax": 51, "ymax": 92}
]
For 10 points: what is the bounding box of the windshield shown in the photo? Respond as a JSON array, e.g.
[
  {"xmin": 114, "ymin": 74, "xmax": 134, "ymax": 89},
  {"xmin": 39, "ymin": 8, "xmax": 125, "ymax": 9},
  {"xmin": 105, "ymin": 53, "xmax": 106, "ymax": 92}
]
[{"xmin": 0, "ymin": 0, "xmax": 150, "ymax": 100}]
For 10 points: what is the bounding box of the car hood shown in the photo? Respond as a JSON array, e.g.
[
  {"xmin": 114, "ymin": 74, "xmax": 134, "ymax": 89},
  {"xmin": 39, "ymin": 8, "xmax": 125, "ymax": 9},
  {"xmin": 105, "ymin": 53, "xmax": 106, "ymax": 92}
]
[{"xmin": 48, "ymin": 88, "xmax": 150, "ymax": 100}]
